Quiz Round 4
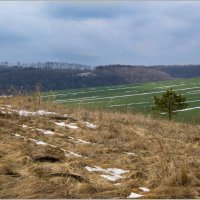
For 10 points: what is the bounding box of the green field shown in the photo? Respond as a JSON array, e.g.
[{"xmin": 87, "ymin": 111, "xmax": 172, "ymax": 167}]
[{"xmin": 42, "ymin": 77, "xmax": 200, "ymax": 124}]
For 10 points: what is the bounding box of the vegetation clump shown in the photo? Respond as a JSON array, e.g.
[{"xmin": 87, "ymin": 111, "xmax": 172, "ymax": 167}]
[{"xmin": 153, "ymin": 88, "xmax": 188, "ymax": 120}]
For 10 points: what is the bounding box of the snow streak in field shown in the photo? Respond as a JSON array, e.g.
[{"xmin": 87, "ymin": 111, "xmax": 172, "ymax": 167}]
[
  {"xmin": 154, "ymin": 83, "xmax": 186, "ymax": 89},
  {"xmin": 186, "ymin": 90, "xmax": 200, "ymax": 94},
  {"xmin": 176, "ymin": 106, "xmax": 200, "ymax": 112},
  {"xmin": 186, "ymin": 99, "xmax": 200, "ymax": 103},
  {"xmin": 107, "ymin": 102, "xmax": 149, "ymax": 107}
]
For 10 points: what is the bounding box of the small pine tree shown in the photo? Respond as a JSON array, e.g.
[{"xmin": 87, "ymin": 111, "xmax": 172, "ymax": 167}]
[{"xmin": 153, "ymin": 88, "xmax": 188, "ymax": 120}]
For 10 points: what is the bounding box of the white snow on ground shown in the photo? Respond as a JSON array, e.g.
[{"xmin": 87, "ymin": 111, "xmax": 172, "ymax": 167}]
[
  {"xmin": 15, "ymin": 109, "xmax": 69, "ymax": 118},
  {"xmin": 139, "ymin": 187, "xmax": 150, "ymax": 192},
  {"xmin": 68, "ymin": 136, "xmax": 90, "ymax": 144},
  {"xmin": 54, "ymin": 122, "xmax": 79, "ymax": 129},
  {"xmin": 54, "ymin": 122, "xmax": 66, "ymax": 127},
  {"xmin": 125, "ymin": 152, "xmax": 136, "ymax": 156},
  {"xmin": 36, "ymin": 128, "xmax": 55, "ymax": 135},
  {"xmin": 127, "ymin": 193, "xmax": 144, "ymax": 198},
  {"xmin": 76, "ymin": 139, "xmax": 91, "ymax": 144},
  {"xmin": 85, "ymin": 166, "xmax": 106, "ymax": 172},
  {"xmin": 161, "ymin": 106, "xmax": 200, "ymax": 115},
  {"xmin": 14, "ymin": 133, "xmax": 21, "ymax": 137},
  {"xmin": 154, "ymin": 83, "xmax": 186, "ymax": 89},
  {"xmin": 68, "ymin": 151, "xmax": 82, "ymax": 157},
  {"xmin": 83, "ymin": 121, "xmax": 97, "ymax": 129},
  {"xmin": 60, "ymin": 148, "xmax": 82, "ymax": 157},
  {"xmin": 18, "ymin": 110, "xmax": 37, "ymax": 117},
  {"xmin": 107, "ymin": 168, "xmax": 129, "ymax": 175},
  {"xmin": 28, "ymin": 138, "xmax": 47, "ymax": 145},
  {"xmin": 66, "ymin": 123, "xmax": 79, "ymax": 129},
  {"xmin": 13, "ymin": 133, "xmax": 83, "ymax": 157},
  {"xmin": 36, "ymin": 110, "xmax": 57, "ymax": 115},
  {"xmin": 186, "ymin": 91, "xmax": 200, "ymax": 95},
  {"xmin": 0, "ymin": 95, "xmax": 13, "ymax": 98},
  {"xmin": 18, "ymin": 110, "xmax": 57, "ymax": 117},
  {"xmin": 85, "ymin": 166, "xmax": 129, "ymax": 182},
  {"xmin": 5, "ymin": 105, "xmax": 12, "ymax": 108},
  {"xmin": 21, "ymin": 124, "xmax": 29, "ymax": 128},
  {"xmin": 100, "ymin": 174, "xmax": 123, "ymax": 182},
  {"xmin": 108, "ymin": 102, "xmax": 149, "ymax": 107},
  {"xmin": 186, "ymin": 99, "xmax": 200, "ymax": 103},
  {"xmin": 186, "ymin": 89, "xmax": 200, "ymax": 93},
  {"xmin": 176, "ymin": 106, "xmax": 200, "ymax": 112}
]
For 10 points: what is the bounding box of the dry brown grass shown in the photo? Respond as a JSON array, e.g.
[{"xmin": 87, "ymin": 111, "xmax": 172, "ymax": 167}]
[{"xmin": 0, "ymin": 95, "xmax": 199, "ymax": 198}]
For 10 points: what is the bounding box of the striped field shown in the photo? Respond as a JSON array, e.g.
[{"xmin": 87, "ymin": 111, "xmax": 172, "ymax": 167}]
[{"xmin": 42, "ymin": 77, "xmax": 200, "ymax": 123}]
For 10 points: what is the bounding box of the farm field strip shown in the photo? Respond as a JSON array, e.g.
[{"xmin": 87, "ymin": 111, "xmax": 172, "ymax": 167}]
[
  {"xmin": 54, "ymin": 86, "xmax": 200, "ymax": 103},
  {"xmin": 43, "ymin": 77, "xmax": 200, "ymax": 123},
  {"xmin": 42, "ymin": 86, "xmax": 139, "ymax": 98}
]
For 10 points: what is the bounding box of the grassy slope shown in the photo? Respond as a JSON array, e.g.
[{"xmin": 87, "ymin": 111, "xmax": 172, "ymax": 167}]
[
  {"xmin": 42, "ymin": 77, "xmax": 200, "ymax": 124},
  {"xmin": 0, "ymin": 96, "xmax": 199, "ymax": 198}
]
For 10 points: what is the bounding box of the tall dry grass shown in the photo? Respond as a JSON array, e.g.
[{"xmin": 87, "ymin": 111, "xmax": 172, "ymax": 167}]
[{"xmin": 0, "ymin": 95, "xmax": 199, "ymax": 198}]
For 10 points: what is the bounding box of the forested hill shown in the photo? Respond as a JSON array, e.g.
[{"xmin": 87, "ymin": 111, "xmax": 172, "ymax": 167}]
[{"xmin": 1, "ymin": 64, "xmax": 200, "ymax": 94}]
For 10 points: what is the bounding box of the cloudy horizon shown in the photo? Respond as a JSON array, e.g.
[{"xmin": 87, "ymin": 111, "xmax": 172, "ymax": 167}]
[{"xmin": 1, "ymin": 1, "xmax": 200, "ymax": 66}]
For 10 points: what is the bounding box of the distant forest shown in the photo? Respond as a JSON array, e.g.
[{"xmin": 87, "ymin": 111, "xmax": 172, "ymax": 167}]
[{"xmin": 1, "ymin": 64, "xmax": 200, "ymax": 94}]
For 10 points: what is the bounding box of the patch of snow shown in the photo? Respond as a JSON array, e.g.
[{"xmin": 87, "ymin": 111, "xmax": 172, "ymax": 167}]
[
  {"xmin": 76, "ymin": 139, "xmax": 90, "ymax": 144},
  {"xmin": 66, "ymin": 123, "xmax": 79, "ymax": 129},
  {"xmin": 35, "ymin": 141, "xmax": 47, "ymax": 145},
  {"xmin": 85, "ymin": 165, "xmax": 129, "ymax": 182},
  {"xmin": 5, "ymin": 105, "xmax": 12, "ymax": 108},
  {"xmin": 54, "ymin": 122, "xmax": 78, "ymax": 129},
  {"xmin": 18, "ymin": 109, "xmax": 57, "ymax": 117},
  {"xmin": 85, "ymin": 166, "xmax": 106, "ymax": 173},
  {"xmin": 100, "ymin": 174, "xmax": 123, "ymax": 182},
  {"xmin": 127, "ymin": 193, "xmax": 144, "ymax": 198},
  {"xmin": 107, "ymin": 102, "xmax": 149, "ymax": 108},
  {"xmin": 176, "ymin": 106, "xmax": 200, "ymax": 112},
  {"xmin": 60, "ymin": 148, "xmax": 82, "ymax": 157},
  {"xmin": 155, "ymin": 83, "xmax": 186, "ymax": 89},
  {"xmin": 107, "ymin": 168, "xmax": 129, "ymax": 175},
  {"xmin": 14, "ymin": 133, "xmax": 21, "ymax": 137},
  {"xmin": 139, "ymin": 187, "xmax": 150, "ymax": 192},
  {"xmin": 125, "ymin": 152, "xmax": 136, "ymax": 156},
  {"xmin": 68, "ymin": 151, "xmax": 82, "ymax": 157},
  {"xmin": 0, "ymin": 95, "xmax": 13, "ymax": 98},
  {"xmin": 83, "ymin": 121, "xmax": 97, "ymax": 129},
  {"xmin": 114, "ymin": 183, "xmax": 121, "ymax": 186},
  {"xmin": 36, "ymin": 128, "xmax": 55, "ymax": 135},
  {"xmin": 36, "ymin": 110, "xmax": 57, "ymax": 116},
  {"xmin": 186, "ymin": 99, "xmax": 200, "ymax": 103},
  {"xmin": 19, "ymin": 110, "xmax": 35, "ymax": 117},
  {"xmin": 21, "ymin": 124, "xmax": 29, "ymax": 128},
  {"xmin": 28, "ymin": 138, "xmax": 47, "ymax": 145},
  {"xmin": 54, "ymin": 122, "xmax": 66, "ymax": 127},
  {"xmin": 161, "ymin": 106, "xmax": 200, "ymax": 114}
]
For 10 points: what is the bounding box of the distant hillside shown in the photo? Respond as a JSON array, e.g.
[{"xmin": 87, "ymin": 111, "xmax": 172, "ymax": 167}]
[
  {"xmin": 151, "ymin": 65, "xmax": 200, "ymax": 78},
  {"xmin": 1, "ymin": 64, "xmax": 200, "ymax": 94}
]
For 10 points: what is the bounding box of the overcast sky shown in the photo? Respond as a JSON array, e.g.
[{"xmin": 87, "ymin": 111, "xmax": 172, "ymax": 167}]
[{"xmin": 0, "ymin": 1, "xmax": 200, "ymax": 66}]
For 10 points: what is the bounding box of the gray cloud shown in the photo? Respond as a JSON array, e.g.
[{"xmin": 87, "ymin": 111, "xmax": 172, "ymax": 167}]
[{"xmin": 0, "ymin": 1, "xmax": 200, "ymax": 65}]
